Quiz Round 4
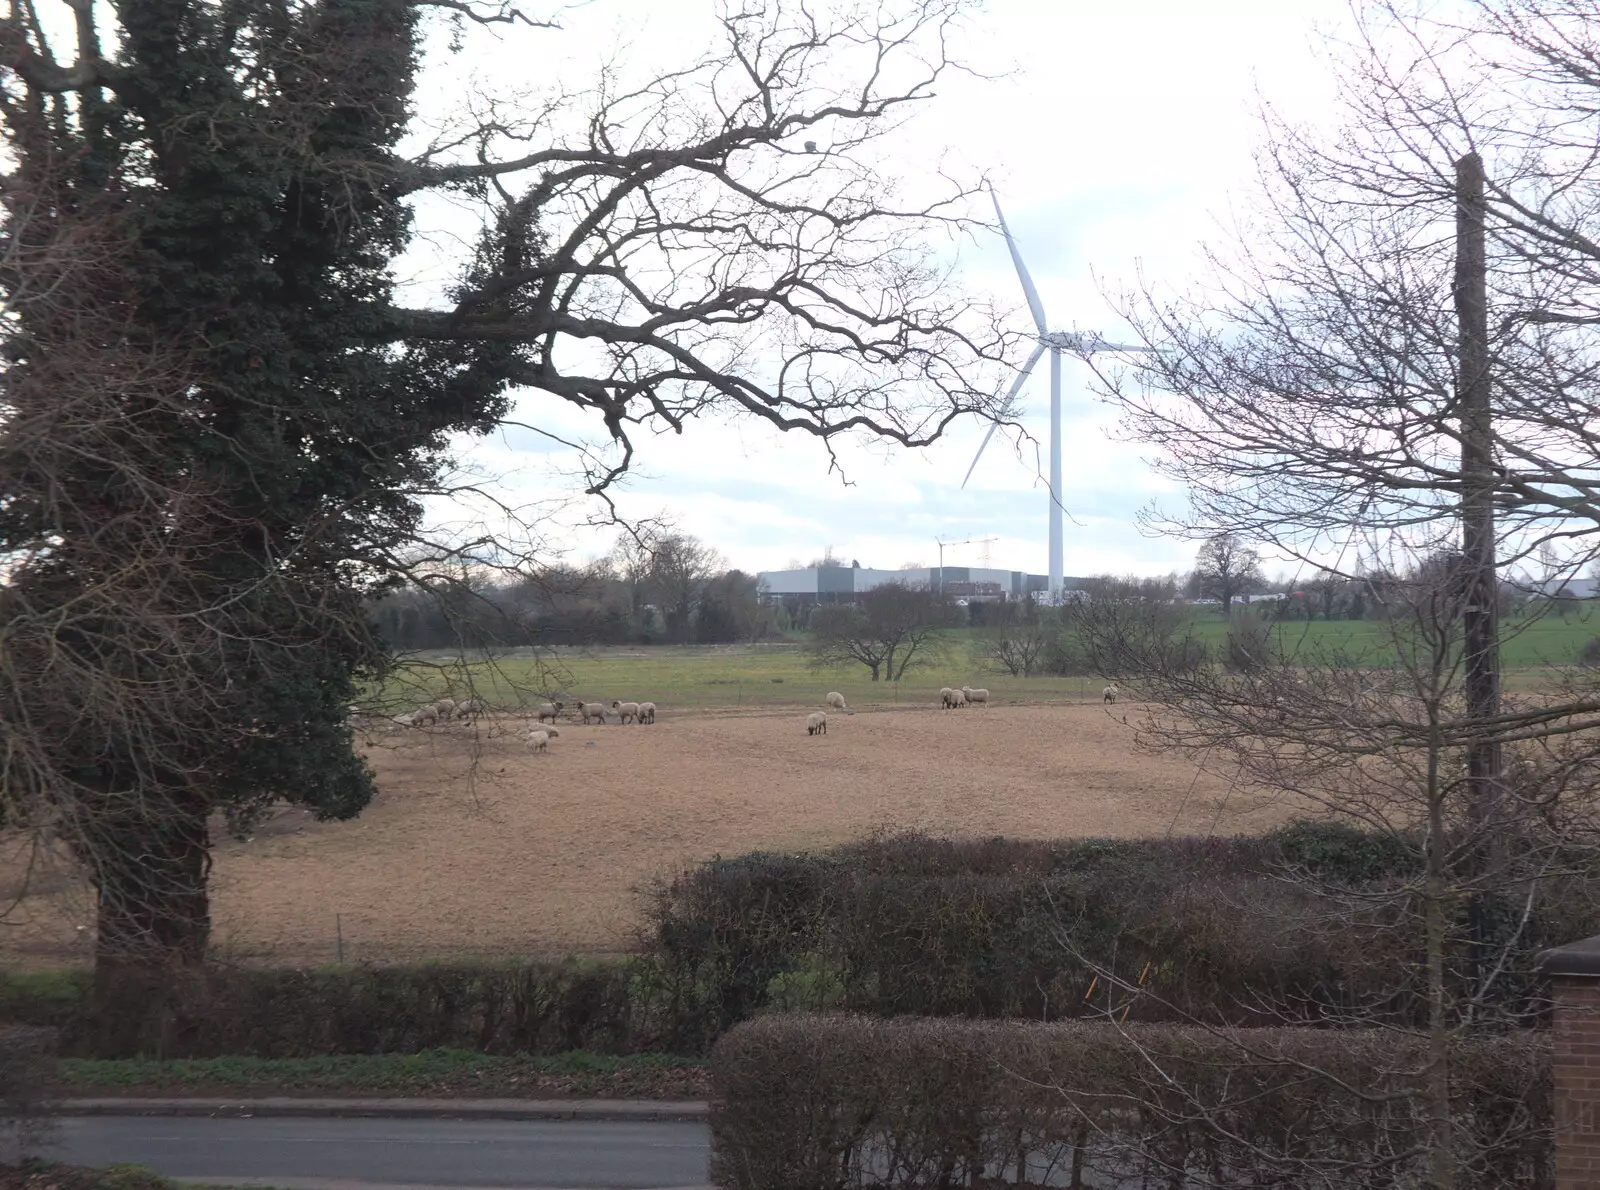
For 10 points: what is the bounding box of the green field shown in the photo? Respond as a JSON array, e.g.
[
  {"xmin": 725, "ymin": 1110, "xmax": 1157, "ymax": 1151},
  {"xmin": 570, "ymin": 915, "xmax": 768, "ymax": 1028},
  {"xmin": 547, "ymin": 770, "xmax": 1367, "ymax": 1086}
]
[
  {"xmin": 377, "ymin": 641, "xmax": 1114, "ymax": 711},
  {"xmin": 370, "ymin": 607, "xmax": 1600, "ymax": 713}
]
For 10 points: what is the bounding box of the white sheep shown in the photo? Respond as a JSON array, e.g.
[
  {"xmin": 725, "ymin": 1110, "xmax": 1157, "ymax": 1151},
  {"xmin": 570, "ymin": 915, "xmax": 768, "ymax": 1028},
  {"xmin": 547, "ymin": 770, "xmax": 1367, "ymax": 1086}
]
[
  {"xmin": 430, "ymin": 698, "xmax": 457, "ymax": 722},
  {"xmin": 825, "ymin": 691, "xmax": 848, "ymax": 713},
  {"xmin": 612, "ymin": 700, "xmax": 641, "ymax": 724},
  {"xmin": 807, "ymin": 711, "xmax": 828, "ymax": 736},
  {"xmin": 949, "ymin": 689, "xmax": 968, "ymax": 709},
  {"xmin": 939, "ymin": 687, "xmax": 956, "ymax": 709},
  {"xmin": 535, "ymin": 701, "xmax": 564, "ymax": 723},
  {"xmin": 578, "ymin": 701, "xmax": 608, "ymax": 725},
  {"xmin": 639, "ymin": 701, "xmax": 657, "ymax": 724},
  {"xmin": 1103, "ymin": 683, "xmax": 1119, "ymax": 705},
  {"xmin": 526, "ymin": 727, "xmax": 561, "ymax": 753},
  {"xmin": 454, "ymin": 698, "xmax": 486, "ymax": 719},
  {"xmin": 962, "ymin": 686, "xmax": 990, "ymax": 707},
  {"xmin": 412, "ymin": 705, "xmax": 439, "ymax": 727}
]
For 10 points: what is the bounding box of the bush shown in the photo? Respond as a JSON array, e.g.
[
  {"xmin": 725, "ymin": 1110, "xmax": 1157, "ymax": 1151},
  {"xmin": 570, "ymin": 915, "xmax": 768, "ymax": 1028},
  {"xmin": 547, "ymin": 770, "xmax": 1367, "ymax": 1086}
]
[
  {"xmin": 1222, "ymin": 608, "xmax": 1276, "ymax": 672},
  {"xmin": 646, "ymin": 825, "xmax": 1600, "ymax": 1041},
  {"xmin": 0, "ymin": 1027, "xmax": 56, "ymax": 1162},
  {"xmin": 1578, "ymin": 635, "xmax": 1600, "ymax": 667},
  {"xmin": 0, "ymin": 961, "xmax": 671, "ymax": 1060},
  {"xmin": 710, "ymin": 1015, "xmax": 1551, "ymax": 1190}
]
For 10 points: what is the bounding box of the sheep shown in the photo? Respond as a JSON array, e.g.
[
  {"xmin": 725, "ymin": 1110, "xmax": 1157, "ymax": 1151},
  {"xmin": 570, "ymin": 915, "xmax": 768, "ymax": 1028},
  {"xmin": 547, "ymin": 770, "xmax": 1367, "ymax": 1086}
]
[
  {"xmin": 412, "ymin": 705, "xmax": 439, "ymax": 727},
  {"xmin": 961, "ymin": 686, "xmax": 990, "ymax": 707},
  {"xmin": 430, "ymin": 698, "xmax": 457, "ymax": 721},
  {"xmin": 526, "ymin": 727, "xmax": 561, "ymax": 753},
  {"xmin": 612, "ymin": 700, "xmax": 641, "ymax": 724},
  {"xmin": 454, "ymin": 698, "xmax": 486, "ymax": 720},
  {"xmin": 949, "ymin": 689, "xmax": 968, "ymax": 709},
  {"xmin": 1103, "ymin": 683, "xmax": 1119, "ymax": 705},
  {"xmin": 578, "ymin": 701, "xmax": 608, "ymax": 725},
  {"xmin": 639, "ymin": 701, "xmax": 657, "ymax": 724},
  {"xmin": 825, "ymin": 691, "xmax": 848, "ymax": 713},
  {"xmin": 807, "ymin": 711, "xmax": 828, "ymax": 736},
  {"xmin": 939, "ymin": 687, "xmax": 956, "ymax": 709},
  {"xmin": 535, "ymin": 701, "xmax": 564, "ymax": 724}
]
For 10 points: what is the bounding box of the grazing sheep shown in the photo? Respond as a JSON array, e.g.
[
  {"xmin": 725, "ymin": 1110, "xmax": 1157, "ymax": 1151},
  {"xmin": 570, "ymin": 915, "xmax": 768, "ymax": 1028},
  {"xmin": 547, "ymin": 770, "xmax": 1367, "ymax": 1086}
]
[
  {"xmin": 1103, "ymin": 683, "xmax": 1119, "ymax": 705},
  {"xmin": 535, "ymin": 701, "xmax": 564, "ymax": 723},
  {"xmin": 526, "ymin": 727, "xmax": 561, "ymax": 753},
  {"xmin": 454, "ymin": 698, "xmax": 486, "ymax": 719},
  {"xmin": 639, "ymin": 701, "xmax": 657, "ymax": 724},
  {"xmin": 412, "ymin": 705, "xmax": 439, "ymax": 727},
  {"xmin": 612, "ymin": 700, "xmax": 641, "ymax": 724},
  {"xmin": 939, "ymin": 687, "xmax": 956, "ymax": 709},
  {"xmin": 949, "ymin": 689, "xmax": 968, "ymax": 708},
  {"xmin": 807, "ymin": 711, "xmax": 828, "ymax": 736},
  {"xmin": 825, "ymin": 691, "xmax": 848, "ymax": 713},
  {"xmin": 430, "ymin": 698, "xmax": 457, "ymax": 721},
  {"xmin": 961, "ymin": 686, "xmax": 990, "ymax": 707},
  {"xmin": 578, "ymin": 701, "xmax": 608, "ymax": 725}
]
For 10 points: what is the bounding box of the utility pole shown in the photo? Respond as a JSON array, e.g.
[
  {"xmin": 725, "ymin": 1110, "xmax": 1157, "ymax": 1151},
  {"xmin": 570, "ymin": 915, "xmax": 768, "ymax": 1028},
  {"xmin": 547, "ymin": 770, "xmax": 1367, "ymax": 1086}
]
[{"xmin": 1455, "ymin": 150, "xmax": 1501, "ymax": 835}]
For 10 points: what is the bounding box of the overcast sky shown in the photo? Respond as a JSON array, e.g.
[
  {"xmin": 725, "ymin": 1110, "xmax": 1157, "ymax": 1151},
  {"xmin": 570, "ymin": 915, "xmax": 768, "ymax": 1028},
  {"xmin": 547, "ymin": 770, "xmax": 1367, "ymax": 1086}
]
[{"xmin": 404, "ymin": 0, "xmax": 1362, "ymax": 579}]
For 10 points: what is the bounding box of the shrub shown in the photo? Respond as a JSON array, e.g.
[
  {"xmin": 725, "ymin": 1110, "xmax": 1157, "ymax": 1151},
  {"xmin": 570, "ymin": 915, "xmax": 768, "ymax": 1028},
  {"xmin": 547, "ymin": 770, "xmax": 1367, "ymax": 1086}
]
[
  {"xmin": 710, "ymin": 1015, "xmax": 1552, "ymax": 1190},
  {"xmin": 1222, "ymin": 608, "xmax": 1276, "ymax": 672},
  {"xmin": 646, "ymin": 825, "xmax": 1600, "ymax": 1037},
  {"xmin": 0, "ymin": 1027, "xmax": 57, "ymax": 1162},
  {"xmin": 1579, "ymin": 635, "xmax": 1600, "ymax": 667},
  {"xmin": 0, "ymin": 961, "xmax": 669, "ymax": 1060}
]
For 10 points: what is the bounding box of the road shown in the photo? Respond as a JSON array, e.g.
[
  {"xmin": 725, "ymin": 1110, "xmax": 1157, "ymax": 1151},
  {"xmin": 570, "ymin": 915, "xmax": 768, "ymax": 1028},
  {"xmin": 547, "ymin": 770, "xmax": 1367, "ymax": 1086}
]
[{"xmin": 48, "ymin": 1115, "xmax": 712, "ymax": 1190}]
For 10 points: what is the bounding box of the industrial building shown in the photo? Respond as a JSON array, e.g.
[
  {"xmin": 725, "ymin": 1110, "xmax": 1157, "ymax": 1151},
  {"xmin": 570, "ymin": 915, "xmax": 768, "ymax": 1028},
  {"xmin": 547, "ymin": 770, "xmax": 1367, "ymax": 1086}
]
[{"xmin": 757, "ymin": 564, "xmax": 1053, "ymax": 609}]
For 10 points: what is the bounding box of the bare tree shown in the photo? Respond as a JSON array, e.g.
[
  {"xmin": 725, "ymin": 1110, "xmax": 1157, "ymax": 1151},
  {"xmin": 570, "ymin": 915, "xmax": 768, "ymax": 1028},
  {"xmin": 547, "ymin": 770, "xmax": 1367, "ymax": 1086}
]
[
  {"xmin": 807, "ymin": 582, "xmax": 953, "ymax": 681},
  {"xmin": 0, "ymin": 0, "xmax": 1013, "ymax": 1047},
  {"xmin": 1071, "ymin": 4, "xmax": 1600, "ymax": 1184},
  {"xmin": 1191, "ymin": 534, "xmax": 1264, "ymax": 614}
]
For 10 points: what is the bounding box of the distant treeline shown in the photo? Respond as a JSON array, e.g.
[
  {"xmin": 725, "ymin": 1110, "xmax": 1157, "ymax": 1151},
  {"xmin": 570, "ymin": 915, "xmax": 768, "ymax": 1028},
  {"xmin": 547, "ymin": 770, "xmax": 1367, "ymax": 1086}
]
[{"xmin": 369, "ymin": 531, "xmax": 779, "ymax": 650}]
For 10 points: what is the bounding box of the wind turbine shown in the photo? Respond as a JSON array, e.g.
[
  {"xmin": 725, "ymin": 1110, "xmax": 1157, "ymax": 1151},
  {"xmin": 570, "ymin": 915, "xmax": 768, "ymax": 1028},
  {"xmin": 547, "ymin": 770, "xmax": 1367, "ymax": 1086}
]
[{"xmin": 963, "ymin": 189, "xmax": 1156, "ymax": 599}]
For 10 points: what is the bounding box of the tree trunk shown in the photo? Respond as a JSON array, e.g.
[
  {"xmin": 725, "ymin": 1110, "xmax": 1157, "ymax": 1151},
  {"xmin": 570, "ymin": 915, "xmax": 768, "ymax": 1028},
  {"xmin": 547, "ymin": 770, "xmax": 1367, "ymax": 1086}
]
[
  {"xmin": 84, "ymin": 790, "xmax": 213, "ymax": 1057},
  {"xmin": 869, "ymin": 663, "xmax": 879, "ymax": 681}
]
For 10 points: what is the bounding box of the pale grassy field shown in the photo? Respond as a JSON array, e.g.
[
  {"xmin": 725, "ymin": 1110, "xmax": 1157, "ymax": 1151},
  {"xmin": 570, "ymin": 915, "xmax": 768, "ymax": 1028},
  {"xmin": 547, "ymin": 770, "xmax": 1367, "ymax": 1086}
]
[{"xmin": 0, "ymin": 698, "xmax": 1297, "ymax": 969}]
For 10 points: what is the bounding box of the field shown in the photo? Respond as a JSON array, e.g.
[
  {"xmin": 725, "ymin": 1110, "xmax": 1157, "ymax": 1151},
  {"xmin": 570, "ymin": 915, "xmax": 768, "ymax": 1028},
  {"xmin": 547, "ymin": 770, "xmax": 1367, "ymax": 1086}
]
[
  {"xmin": 5, "ymin": 611, "xmax": 1588, "ymax": 971},
  {"xmin": 0, "ymin": 688, "xmax": 1293, "ymax": 969}
]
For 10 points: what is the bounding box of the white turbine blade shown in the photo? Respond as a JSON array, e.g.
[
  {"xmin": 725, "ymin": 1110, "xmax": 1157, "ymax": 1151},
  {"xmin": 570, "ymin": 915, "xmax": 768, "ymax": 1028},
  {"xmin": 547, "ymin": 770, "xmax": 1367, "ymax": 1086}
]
[
  {"xmin": 962, "ymin": 342, "xmax": 1046, "ymax": 489},
  {"xmin": 990, "ymin": 190, "xmax": 1048, "ymax": 335}
]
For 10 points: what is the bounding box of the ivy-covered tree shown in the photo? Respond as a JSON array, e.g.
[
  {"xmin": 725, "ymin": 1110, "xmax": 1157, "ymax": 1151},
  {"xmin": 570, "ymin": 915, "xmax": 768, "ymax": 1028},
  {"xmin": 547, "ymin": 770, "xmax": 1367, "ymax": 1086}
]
[{"xmin": 0, "ymin": 0, "xmax": 1006, "ymax": 1052}]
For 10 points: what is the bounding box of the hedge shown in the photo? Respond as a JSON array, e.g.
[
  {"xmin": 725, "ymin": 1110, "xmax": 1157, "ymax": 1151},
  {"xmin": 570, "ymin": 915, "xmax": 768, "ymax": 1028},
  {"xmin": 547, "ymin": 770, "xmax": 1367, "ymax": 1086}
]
[
  {"xmin": 647, "ymin": 823, "xmax": 1600, "ymax": 1050},
  {"xmin": 709, "ymin": 1015, "xmax": 1552, "ymax": 1190},
  {"xmin": 0, "ymin": 962, "xmax": 663, "ymax": 1060}
]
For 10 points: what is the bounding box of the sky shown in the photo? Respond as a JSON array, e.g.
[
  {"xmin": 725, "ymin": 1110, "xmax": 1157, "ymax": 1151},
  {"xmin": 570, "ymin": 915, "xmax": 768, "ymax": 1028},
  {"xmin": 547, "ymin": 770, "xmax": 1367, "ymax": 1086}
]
[{"xmin": 399, "ymin": 0, "xmax": 1361, "ymax": 580}]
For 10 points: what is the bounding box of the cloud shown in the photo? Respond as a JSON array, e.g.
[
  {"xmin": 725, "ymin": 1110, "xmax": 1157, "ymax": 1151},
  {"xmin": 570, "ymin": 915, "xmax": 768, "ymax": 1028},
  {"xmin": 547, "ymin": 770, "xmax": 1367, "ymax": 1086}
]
[{"xmin": 408, "ymin": 0, "xmax": 1357, "ymax": 578}]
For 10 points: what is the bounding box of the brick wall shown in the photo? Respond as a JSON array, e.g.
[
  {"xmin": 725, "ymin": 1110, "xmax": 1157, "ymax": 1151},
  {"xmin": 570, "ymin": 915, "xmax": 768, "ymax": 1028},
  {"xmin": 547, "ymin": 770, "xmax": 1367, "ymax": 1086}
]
[
  {"xmin": 1539, "ymin": 937, "xmax": 1600, "ymax": 1190},
  {"xmin": 1553, "ymin": 976, "xmax": 1600, "ymax": 1190}
]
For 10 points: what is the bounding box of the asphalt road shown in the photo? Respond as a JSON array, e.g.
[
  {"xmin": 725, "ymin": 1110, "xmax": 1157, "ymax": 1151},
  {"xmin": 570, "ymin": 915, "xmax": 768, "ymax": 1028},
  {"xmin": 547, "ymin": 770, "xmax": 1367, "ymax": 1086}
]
[{"xmin": 48, "ymin": 1116, "xmax": 712, "ymax": 1189}]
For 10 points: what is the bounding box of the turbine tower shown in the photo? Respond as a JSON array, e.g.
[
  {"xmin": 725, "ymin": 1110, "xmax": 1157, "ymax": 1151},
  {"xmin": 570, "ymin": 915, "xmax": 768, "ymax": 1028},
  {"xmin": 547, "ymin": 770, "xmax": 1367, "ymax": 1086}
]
[{"xmin": 963, "ymin": 189, "xmax": 1156, "ymax": 598}]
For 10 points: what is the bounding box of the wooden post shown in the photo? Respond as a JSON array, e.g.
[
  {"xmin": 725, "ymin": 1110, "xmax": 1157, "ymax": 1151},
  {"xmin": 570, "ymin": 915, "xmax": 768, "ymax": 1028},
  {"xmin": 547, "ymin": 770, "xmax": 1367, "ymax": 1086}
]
[{"xmin": 1455, "ymin": 150, "xmax": 1502, "ymax": 835}]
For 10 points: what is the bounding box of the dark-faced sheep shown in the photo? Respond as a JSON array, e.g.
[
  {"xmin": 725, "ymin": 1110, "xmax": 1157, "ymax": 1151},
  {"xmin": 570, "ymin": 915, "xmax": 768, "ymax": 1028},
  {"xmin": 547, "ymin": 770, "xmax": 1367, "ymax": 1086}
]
[
  {"xmin": 536, "ymin": 701, "xmax": 563, "ymax": 723},
  {"xmin": 612, "ymin": 700, "xmax": 641, "ymax": 724},
  {"xmin": 807, "ymin": 711, "xmax": 827, "ymax": 736},
  {"xmin": 1103, "ymin": 683, "xmax": 1119, "ymax": 705}
]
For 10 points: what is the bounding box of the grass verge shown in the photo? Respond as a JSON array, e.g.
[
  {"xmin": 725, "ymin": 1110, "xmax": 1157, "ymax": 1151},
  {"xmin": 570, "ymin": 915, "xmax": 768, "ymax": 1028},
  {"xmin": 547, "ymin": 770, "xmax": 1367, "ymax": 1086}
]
[{"xmin": 57, "ymin": 1048, "xmax": 708, "ymax": 1100}]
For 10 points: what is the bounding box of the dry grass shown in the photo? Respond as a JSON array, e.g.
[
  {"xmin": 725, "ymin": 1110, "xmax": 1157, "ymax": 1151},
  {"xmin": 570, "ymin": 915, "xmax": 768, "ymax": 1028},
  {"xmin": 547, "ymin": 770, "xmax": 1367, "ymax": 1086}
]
[{"xmin": 0, "ymin": 701, "xmax": 1297, "ymax": 968}]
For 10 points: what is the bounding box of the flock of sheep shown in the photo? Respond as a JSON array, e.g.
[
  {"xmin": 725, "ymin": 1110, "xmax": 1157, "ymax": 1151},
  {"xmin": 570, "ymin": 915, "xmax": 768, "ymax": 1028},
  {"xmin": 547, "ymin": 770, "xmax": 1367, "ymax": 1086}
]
[
  {"xmin": 385, "ymin": 680, "xmax": 1126, "ymax": 756},
  {"xmin": 389, "ymin": 696, "xmax": 486, "ymax": 728},
  {"xmin": 525, "ymin": 698, "xmax": 657, "ymax": 754}
]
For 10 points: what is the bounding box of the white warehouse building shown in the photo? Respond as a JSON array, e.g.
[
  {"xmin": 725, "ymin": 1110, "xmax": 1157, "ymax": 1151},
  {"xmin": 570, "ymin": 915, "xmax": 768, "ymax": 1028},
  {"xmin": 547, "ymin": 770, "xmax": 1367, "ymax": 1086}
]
[{"xmin": 757, "ymin": 564, "xmax": 1053, "ymax": 608}]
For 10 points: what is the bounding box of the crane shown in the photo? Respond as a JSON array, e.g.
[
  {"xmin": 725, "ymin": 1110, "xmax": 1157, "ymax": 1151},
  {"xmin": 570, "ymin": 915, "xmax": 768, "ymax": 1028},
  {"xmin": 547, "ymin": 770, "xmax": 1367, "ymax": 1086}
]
[{"xmin": 935, "ymin": 535, "xmax": 999, "ymax": 592}]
